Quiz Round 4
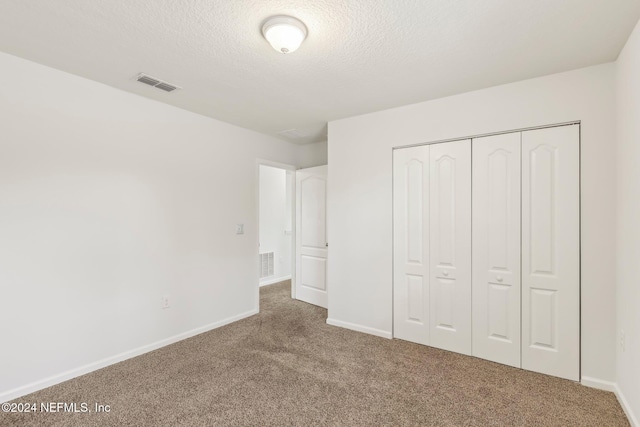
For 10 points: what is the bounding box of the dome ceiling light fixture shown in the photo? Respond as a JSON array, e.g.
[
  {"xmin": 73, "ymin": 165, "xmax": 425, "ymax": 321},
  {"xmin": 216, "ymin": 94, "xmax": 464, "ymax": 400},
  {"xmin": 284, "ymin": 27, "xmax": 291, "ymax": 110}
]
[{"xmin": 262, "ymin": 15, "xmax": 308, "ymax": 54}]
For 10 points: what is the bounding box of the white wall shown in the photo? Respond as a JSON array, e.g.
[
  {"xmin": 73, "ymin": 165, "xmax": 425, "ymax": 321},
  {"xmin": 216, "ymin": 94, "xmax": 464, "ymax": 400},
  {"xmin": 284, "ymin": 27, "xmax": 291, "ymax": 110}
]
[
  {"xmin": 616, "ymin": 19, "xmax": 640, "ymax": 426},
  {"xmin": 259, "ymin": 165, "xmax": 291, "ymax": 285},
  {"xmin": 296, "ymin": 141, "xmax": 328, "ymax": 168},
  {"xmin": 328, "ymin": 63, "xmax": 617, "ymax": 384},
  {"xmin": 0, "ymin": 51, "xmax": 304, "ymax": 401}
]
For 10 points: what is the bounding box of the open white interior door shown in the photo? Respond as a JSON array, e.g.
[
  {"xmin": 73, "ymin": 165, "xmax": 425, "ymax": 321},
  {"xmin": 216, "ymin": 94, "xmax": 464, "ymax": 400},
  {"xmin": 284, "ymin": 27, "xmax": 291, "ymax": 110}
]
[{"xmin": 295, "ymin": 165, "xmax": 328, "ymax": 308}]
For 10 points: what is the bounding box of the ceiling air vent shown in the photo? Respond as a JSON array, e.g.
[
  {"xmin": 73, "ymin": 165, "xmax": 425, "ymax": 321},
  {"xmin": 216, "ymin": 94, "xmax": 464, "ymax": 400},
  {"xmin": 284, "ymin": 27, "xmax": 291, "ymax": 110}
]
[
  {"xmin": 135, "ymin": 73, "xmax": 181, "ymax": 92},
  {"xmin": 277, "ymin": 128, "xmax": 308, "ymax": 139}
]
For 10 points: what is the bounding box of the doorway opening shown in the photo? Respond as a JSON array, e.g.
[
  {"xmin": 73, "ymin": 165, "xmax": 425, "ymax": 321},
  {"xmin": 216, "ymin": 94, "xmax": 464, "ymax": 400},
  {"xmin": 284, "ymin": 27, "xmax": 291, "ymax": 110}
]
[
  {"xmin": 256, "ymin": 160, "xmax": 328, "ymax": 312},
  {"xmin": 258, "ymin": 163, "xmax": 295, "ymax": 296}
]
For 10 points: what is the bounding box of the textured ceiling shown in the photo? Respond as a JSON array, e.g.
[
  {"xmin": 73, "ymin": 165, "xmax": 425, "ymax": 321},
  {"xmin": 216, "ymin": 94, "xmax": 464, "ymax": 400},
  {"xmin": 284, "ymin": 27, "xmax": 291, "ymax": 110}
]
[{"xmin": 1, "ymin": 0, "xmax": 639, "ymax": 144}]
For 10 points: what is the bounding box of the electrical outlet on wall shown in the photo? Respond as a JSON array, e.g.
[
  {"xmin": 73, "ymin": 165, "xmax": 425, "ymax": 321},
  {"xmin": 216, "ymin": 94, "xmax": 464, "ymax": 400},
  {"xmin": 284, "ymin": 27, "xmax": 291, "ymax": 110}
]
[
  {"xmin": 620, "ymin": 330, "xmax": 626, "ymax": 352},
  {"xmin": 161, "ymin": 295, "xmax": 170, "ymax": 309}
]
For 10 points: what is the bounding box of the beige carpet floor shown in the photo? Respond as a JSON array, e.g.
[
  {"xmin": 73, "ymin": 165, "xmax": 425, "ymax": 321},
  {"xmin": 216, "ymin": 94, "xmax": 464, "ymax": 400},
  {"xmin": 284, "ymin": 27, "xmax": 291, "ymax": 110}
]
[{"xmin": 2, "ymin": 280, "xmax": 629, "ymax": 426}]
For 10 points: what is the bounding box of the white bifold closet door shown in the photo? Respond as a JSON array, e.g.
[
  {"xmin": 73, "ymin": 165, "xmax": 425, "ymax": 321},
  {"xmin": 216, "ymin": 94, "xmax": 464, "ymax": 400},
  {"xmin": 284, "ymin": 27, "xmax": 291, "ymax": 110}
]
[
  {"xmin": 393, "ymin": 145, "xmax": 430, "ymax": 345},
  {"xmin": 395, "ymin": 125, "xmax": 578, "ymax": 381},
  {"xmin": 472, "ymin": 132, "xmax": 521, "ymax": 368},
  {"xmin": 393, "ymin": 140, "xmax": 471, "ymax": 354},
  {"xmin": 429, "ymin": 140, "xmax": 472, "ymax": 355},
  {"xmin": 521, "ymin": 125, "xmax": 579, "ymax": 381}
]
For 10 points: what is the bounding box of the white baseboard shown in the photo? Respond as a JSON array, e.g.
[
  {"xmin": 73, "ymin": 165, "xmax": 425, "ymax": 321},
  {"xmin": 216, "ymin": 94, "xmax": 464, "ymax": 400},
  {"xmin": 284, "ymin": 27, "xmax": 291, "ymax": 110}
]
[
  {"xmin": 326, "ymin": 318, "xmax": 392, "ymax": 339},
  {"xmin": 259, "ymin": 275, "xmax": 291, "ymax": 287},
  {"xmin": 581, "ymin": 376, "xmax": 616, "ymax": 392},
  {"xmin": 581, "ymin": 377, "xmax": 638, "ymax": 427},
  {"xmin": 0, "ymin": 309, "xmax": 258, "ymax": 404},
  {"xmin": 614, "ymin": 383, "xmax": 639, "ymax": 427}
]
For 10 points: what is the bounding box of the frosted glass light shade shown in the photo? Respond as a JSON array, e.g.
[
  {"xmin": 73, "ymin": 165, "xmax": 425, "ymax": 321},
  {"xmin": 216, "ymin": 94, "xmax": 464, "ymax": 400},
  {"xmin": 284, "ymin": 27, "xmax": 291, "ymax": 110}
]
[{"xmin": 262, "ymin": 16, "xmax": 307, "ymax": 54}]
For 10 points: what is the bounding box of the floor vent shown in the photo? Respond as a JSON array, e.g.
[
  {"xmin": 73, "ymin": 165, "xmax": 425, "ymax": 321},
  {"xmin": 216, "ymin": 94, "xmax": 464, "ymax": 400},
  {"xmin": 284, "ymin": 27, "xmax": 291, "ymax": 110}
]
[
  {"xmin": 135, "ymin": 73, "xmax": 181, "ymax": 92},
  {"xmin": 259, "ymin": 252, "xmax": 275, "ymax": 278}
]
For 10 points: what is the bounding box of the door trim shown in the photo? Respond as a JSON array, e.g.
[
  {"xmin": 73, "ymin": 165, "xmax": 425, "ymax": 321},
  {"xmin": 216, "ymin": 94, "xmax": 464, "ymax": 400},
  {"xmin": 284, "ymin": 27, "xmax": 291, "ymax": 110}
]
[{"xmin": 391, "ymin": 121, "xmax": 580, "ymax": 150}]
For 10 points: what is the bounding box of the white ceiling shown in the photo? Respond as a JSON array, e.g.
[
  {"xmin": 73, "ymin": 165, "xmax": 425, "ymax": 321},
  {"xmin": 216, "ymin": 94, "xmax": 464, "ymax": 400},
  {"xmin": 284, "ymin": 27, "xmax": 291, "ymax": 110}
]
[{"xmin": 1, "ymin": 1, "xmax": 639, "ymax": 144}]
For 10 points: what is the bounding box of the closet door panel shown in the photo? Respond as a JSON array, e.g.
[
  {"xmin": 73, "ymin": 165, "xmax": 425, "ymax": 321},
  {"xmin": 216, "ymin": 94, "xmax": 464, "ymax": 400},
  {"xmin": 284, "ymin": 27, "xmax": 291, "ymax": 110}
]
[
  {"xmin": 393, "ymin": 145, "xmax": 430, "ymax": 345},
  {"xmin": 472, "ymin": 132, "xmax": 521, "ymax": 367},
  {"xmin": 429, "ymin": 139, "xmax": 472, "ymax": 355},
  {"xmin": 521, "ymin": 125, "xmax": 579, "ymax": 381}
]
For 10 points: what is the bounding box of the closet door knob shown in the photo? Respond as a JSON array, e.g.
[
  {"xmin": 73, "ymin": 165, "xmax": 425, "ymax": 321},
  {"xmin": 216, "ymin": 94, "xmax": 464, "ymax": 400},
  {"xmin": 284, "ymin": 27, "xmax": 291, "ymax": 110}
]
[
  {"xmin": 496, "ymin": 275, "xmax": 503, "ymax": 282},
  {"xmin": 443, "ymin": 271, "xmax": 449, "ymax": 277}
]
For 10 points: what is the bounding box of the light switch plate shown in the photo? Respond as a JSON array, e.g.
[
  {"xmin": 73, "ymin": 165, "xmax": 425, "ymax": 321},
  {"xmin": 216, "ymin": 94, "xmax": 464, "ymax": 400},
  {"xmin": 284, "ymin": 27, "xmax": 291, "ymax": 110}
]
[{"xmin": 236, "ymin": 224, "xmax": 244, "ymax": 235}]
